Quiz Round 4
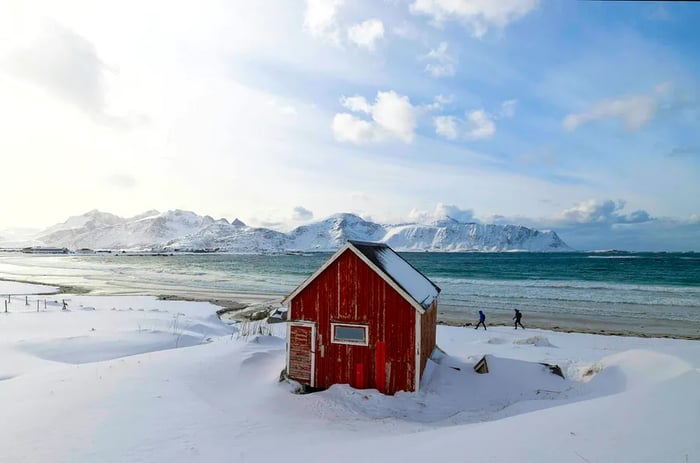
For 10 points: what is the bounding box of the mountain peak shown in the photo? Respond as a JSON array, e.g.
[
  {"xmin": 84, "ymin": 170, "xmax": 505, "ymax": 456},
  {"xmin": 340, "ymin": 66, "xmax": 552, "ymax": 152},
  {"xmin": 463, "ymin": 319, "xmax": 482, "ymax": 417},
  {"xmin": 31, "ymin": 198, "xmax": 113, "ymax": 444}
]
[
  {"xmin": 327, "ymin": 212, "xmax": 363, "ymax": 220},
  {"xmin": 36, "ymin": 209, "xmax": 573, "ymax": 252},
  {"xmin": 128, "ymin": 210, "xmax": 160, "ymax": 222}
]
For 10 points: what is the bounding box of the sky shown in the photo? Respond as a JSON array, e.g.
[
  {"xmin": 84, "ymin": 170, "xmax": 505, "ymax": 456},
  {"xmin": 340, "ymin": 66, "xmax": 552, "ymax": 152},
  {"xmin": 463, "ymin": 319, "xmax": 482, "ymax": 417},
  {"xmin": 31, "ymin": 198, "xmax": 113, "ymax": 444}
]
[{"xmin": 0, "ymin": 0, "xmax": 698, "ymax": 251}]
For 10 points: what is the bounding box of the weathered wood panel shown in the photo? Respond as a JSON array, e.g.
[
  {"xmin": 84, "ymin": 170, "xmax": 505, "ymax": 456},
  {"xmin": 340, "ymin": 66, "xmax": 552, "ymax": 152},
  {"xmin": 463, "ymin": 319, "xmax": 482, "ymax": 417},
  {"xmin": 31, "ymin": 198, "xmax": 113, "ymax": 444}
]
[
  {"xmin": 420, "ymin": 299, "xmax": 438, "ymax": 376},
  {"xmin": 290, "ymin": 249, "xmax": 417, "ymax": 394},
  {"xmin": 288, "ymin": 324, "xmax": 313, "ymax": 384}
]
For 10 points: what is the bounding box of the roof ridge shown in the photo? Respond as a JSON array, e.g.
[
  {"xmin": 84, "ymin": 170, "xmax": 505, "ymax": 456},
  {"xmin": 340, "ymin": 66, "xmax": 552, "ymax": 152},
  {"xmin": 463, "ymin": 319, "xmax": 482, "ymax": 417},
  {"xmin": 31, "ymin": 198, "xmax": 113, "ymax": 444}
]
[{"xmin": 347, "ymin": 239, "xmax": 388, "ymax": 247}]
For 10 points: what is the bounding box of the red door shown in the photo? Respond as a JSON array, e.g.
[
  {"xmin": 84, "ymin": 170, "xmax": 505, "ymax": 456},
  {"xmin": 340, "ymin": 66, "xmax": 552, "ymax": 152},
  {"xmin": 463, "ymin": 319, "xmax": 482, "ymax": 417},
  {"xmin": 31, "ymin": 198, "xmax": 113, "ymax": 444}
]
[{"xmin": 288, "ymin": 323, "xmax": 316, "ymax": 386}]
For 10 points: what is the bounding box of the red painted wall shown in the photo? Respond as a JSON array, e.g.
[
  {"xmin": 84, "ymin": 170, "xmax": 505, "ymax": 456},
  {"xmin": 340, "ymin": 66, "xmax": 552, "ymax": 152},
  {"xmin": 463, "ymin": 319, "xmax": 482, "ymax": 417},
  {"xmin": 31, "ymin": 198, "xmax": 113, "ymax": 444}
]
[
  {"xmin": 289, "ymin": 249, "xmax": 419, "ymax": 394},
  {"xmin": 420, "ymin": 300, "xmax": 437, "ymax": 376}
]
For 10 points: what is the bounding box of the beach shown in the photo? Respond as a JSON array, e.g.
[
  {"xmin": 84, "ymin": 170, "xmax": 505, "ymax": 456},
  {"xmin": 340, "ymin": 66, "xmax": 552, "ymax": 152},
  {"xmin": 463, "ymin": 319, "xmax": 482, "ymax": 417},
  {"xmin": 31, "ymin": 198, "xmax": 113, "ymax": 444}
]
[
  {"xmin": 3, "ymin": 276, "xmax": 699, "ymax": 340},
  {"xmin": 0, "ymin": 251, "xmax": 698, "ymax": 340},
  {"xmin": 438, "ymin": 305, "xmax": 700, "ymax": 340},
  {"xmin": 1, "ymin": 284, "xmax": 698, "ymax": 342}
]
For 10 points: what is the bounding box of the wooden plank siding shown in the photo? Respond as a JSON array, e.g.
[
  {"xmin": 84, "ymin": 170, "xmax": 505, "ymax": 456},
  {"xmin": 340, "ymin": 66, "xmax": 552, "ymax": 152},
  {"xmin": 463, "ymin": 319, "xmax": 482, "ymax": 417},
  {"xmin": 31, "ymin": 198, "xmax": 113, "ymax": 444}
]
[
  {"xmin": 419, "ymin": 300, "xmax": 438, "ymax": 377},
  {"xmin": 290, "ymin": 249, "xmax": 417, "ymax": 394}
]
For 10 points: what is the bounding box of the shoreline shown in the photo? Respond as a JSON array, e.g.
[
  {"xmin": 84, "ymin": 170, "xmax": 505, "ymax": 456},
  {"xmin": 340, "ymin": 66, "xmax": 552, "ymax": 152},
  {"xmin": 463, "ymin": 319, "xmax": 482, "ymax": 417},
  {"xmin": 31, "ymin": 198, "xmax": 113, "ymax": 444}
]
[
  {"xmin": 2, "ymin": 276, "xmax": 699, "ymax": 341},
  {"xmin": 438, "ymin": 313, "xmax": 700, "ymax": 341}
]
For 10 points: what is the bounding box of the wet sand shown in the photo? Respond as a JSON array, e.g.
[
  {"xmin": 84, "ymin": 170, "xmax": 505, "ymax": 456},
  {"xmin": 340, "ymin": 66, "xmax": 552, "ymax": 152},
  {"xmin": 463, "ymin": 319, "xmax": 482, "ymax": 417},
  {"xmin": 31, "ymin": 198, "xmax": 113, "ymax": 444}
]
[
  {"xmin": 173, "ymin": 291, "xmax": 700, "ymax": 340},
  {"xmin": 438, "ymin": 307, "xmax": 700, "ymax": 340}
]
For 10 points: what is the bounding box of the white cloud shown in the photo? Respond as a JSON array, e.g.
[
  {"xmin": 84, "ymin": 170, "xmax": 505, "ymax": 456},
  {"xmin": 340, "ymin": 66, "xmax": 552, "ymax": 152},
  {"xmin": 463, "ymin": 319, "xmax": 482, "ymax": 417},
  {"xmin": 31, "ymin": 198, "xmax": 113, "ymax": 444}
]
[
  {"xmin": 434, "ymin": 100, "xmax": 509, "ymax": 141},
  {"xmin": 340, "ymin": 95, "xmax": 372, "ymax": 113},
  {"xmin": 499, "ymin": 99, "xmax": 518, "ymax": 118},
  {"xmin": 422, "ymin": 41, "xmax": 456, "ymax": 77},
  {"xmin": 465, "ymin": 109, "xmax": 495, "ymax": 140},
  {"xmin": 408, "ymin": 203, "xmax": 476, "ymax": 224},
  {"xmin": 435, "ymin": 204, "xmax": 475, "ymax": 222},
  {"xmin": 392, "ymin": 21, "xmax": 424, "ymax": 41},
  {"xmin": 372, "ymin": 91, "xmax": 416, "ymax": 142},
  {"xmin": 292, "ymin": 206, "xmax": 314, "ymax": 221},
  {"xmin": 421, "ymin": 94, "xmax": 453, "ymax": 112},
  {"xmin": 1, "ymin": 20, "xmax": 141, "ymax": 126},
  {"xmin": 347, "ymin": 19, "xmax": 384, "ymax": 50},
  {"xmin": 268, "ymin": 99, "xmax": 298, "ymax": 116},
  {"xmin": 407, "ymin": 208, "xmax": 432, "ymax": 223},
  {"xmin": 333, "ymin": 90, "xmax": 417, "ymax": 143},
  {"xmin": 332, "ymin": 113, "xmax": 376, "ymax": 143},
  {"xmin": 304, "ymin": 0, "xmax": 344, "ymax": 43},
  {"xmin": 279, "ymin": 105, "xmax": 297, "ymax": 116},
  {"xmin": 562, "ymin": 86, "xmax": 670, "ymax": 132},
  {"xmin": 410, "ymin": 0, "xmax": 539, "ymax": 38},
  {"xmin": 435, "ymin": 94, "xmax": 453, "ymax": 106},
  {"xmin": 434, "ymin": 115, "xmax": 457, "ymax": 139},
  {"xmin": 559, "ymin": 199, "xmax": 652, "ymax": 225}
]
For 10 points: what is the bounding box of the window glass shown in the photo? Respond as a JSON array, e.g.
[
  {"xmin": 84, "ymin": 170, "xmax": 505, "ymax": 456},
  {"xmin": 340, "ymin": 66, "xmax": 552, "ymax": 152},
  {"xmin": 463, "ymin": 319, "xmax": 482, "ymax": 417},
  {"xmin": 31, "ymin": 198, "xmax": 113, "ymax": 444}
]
[{"xmin": 334, "ymin": 325, "xmax": 366, "ymax": 342}]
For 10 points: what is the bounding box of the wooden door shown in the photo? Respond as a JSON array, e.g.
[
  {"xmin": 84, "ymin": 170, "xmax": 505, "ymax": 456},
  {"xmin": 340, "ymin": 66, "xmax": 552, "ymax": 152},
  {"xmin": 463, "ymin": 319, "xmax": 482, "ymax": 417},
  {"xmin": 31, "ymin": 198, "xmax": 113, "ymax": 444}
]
[{"xmin": 288, "ymin": 322, "xmax": 316, "ymax": 386}]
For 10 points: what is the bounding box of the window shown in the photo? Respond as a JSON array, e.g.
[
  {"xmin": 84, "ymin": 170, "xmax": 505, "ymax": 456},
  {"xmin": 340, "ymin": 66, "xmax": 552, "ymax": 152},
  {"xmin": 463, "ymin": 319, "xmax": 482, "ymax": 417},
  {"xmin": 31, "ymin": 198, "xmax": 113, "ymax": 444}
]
[{"xmin": 331, "ymin": 323, "xmax": 368, "ymax": 346}]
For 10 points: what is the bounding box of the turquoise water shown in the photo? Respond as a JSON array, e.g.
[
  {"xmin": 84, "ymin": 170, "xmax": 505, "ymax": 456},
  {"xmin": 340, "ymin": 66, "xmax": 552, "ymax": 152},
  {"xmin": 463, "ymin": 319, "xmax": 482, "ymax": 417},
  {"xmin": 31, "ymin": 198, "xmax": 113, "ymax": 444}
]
[
  {"xmin": 56, "ymin": 252, "xmax": 699, "ymax": 323},
  {"xmin": 2, "ymin": 252, "xmax": 698, "ymax": 323}
]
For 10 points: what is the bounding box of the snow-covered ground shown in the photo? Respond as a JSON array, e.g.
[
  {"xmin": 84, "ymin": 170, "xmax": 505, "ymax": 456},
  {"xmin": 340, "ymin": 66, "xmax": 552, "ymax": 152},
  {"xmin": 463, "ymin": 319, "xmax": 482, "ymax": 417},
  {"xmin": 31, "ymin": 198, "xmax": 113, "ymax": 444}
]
[{"xmin": 0, "ymin": 282, "xmax": 698, "ymax": 463}]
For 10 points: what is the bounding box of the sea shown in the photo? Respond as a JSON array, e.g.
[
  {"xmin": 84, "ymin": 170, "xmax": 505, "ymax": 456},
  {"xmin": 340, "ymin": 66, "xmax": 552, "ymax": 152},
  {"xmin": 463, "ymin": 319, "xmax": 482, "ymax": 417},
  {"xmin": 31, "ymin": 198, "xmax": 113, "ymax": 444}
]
[{"xmin": 1, "ymin": 251, "xmax": 698, "ymax": 326}]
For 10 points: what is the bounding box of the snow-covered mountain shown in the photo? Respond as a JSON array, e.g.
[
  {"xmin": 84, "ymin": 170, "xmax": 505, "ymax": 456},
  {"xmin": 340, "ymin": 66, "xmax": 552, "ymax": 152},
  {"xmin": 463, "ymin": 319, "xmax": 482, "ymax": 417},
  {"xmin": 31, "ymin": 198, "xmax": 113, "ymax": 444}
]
[
  {"xmin": 286, "ymin": 213, "xmax": 385, "ymax": 251},
  {"xmin": 165, "ymin": 221, "xmax": 288, "ymax": 253},
  {"xmin": 383, "ymin": 218, "xmax": 570, "ymax": 252},
  {"xmin": 38, "ymin": 210, "xmax": 217, "ymax": 250},
  {"xmin": 34, "ymin": 210, "xmax": 573, "ymax": 252}
]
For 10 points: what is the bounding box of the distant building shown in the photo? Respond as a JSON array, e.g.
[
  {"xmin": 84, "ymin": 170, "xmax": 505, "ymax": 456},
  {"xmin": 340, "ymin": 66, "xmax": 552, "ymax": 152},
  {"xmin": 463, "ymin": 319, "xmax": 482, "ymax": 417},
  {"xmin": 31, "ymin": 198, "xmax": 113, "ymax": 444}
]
[
  {"xmin": 282, "ymin": 240, "xmax": 440, "ymax": 395},
  {"xmin": 21, "ymin": 246, "xmax": 69, "ymax": 254}
]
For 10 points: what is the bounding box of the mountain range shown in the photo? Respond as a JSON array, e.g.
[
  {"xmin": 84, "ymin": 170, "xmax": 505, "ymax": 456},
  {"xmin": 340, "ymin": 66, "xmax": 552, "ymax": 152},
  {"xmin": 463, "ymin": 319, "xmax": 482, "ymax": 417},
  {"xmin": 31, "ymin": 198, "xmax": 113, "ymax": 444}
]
[{"xmin": 9, "ymin": 209, "xmax": 573, "ymax": 253}]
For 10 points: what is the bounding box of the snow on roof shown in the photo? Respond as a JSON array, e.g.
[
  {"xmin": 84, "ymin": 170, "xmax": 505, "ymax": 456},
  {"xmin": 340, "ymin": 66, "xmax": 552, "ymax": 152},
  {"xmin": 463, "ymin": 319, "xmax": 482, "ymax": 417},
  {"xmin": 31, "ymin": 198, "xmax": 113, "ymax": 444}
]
[{"xmin": 349, "ymin": 241, "xmax": 440, "ymax": 310}]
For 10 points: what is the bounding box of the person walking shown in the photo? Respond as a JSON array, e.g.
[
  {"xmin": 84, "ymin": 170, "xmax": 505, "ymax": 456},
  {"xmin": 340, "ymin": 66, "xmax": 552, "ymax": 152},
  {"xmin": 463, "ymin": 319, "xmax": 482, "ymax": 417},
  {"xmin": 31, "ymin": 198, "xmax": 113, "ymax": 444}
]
[
  {"xmin": 475, "ymin": 310, "xmax": 487, "ymax": 330},
  {"xmin": 513, "ymin": 309, "xmax": 524, "ymax": 329}
]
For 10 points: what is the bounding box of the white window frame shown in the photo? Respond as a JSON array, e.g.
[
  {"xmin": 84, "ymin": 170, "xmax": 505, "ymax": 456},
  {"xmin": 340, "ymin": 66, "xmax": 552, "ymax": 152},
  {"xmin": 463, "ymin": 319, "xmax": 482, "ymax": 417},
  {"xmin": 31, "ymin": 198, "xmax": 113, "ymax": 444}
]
[{"xmin": 330, "ymin": 323, "xmax": 369, "ymax": 346}]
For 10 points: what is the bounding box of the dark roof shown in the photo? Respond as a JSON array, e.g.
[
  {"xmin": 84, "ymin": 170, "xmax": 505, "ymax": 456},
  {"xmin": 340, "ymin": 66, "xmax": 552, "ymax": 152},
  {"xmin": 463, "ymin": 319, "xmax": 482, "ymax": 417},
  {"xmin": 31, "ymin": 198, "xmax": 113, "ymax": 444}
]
[{"xmin": 348, "ymin": 240, "xmax": 440, "ymax": 310}]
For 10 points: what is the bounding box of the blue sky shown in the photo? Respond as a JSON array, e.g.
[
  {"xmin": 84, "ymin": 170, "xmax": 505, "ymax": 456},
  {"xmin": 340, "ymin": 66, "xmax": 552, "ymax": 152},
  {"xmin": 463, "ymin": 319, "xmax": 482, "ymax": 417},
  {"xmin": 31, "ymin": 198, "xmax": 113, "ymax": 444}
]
[{"xmin": 0, "ymin": 0, "xmax": 698, "ymax": 250}]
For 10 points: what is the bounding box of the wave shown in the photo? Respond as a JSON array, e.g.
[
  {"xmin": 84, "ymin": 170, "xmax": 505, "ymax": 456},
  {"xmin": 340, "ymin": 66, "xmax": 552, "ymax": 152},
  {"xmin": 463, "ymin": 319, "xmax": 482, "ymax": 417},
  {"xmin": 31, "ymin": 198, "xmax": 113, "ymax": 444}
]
[
  {"xmin": 587, "ymin": 255, "xmax": 641, "ymax": 259},
  {"xmin": 436, "ymin": 277, "xmax": 700, "ymax": 295}
]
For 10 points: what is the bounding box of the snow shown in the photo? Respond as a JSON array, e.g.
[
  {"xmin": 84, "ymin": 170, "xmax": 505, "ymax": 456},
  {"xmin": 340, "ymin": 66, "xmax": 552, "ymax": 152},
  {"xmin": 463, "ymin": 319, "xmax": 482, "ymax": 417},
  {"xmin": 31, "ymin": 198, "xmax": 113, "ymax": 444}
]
[
  {"xmin": 0, "ymin": 280, "xmax": 58, "ymax": 295},
  {"xmin": 1, "ymin": 290, "xmax": 698, "ymax": 462},
  {"xmin": 35, "ymin": 209, "xmax": 218, "ymax": 251},
  {"xmin": 14, "ymin": 210, "xmax": 572, "ymax": 252},
  {"xmin": 383, "ymin": 222, "xmax": 571, "ymax": 252},
  {"xmin": 374, "ymin": 247, "xmax": 438, "ymax": 309}
]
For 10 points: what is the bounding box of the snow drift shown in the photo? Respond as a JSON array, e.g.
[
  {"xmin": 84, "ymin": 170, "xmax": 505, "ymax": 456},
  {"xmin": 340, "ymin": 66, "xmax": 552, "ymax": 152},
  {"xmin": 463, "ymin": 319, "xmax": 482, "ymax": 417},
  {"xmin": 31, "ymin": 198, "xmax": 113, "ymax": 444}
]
[{"xmin": 0, "ymin": 281, "xmax": 698, "ymax": 462}]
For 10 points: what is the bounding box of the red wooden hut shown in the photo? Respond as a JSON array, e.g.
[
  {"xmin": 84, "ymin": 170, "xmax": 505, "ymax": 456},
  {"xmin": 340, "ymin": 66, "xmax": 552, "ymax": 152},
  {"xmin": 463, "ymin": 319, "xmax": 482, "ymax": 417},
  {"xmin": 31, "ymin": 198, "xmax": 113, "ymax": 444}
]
[{"xmin": 282, "ymin": 240, "xmax": 440, "ymax": 395}]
